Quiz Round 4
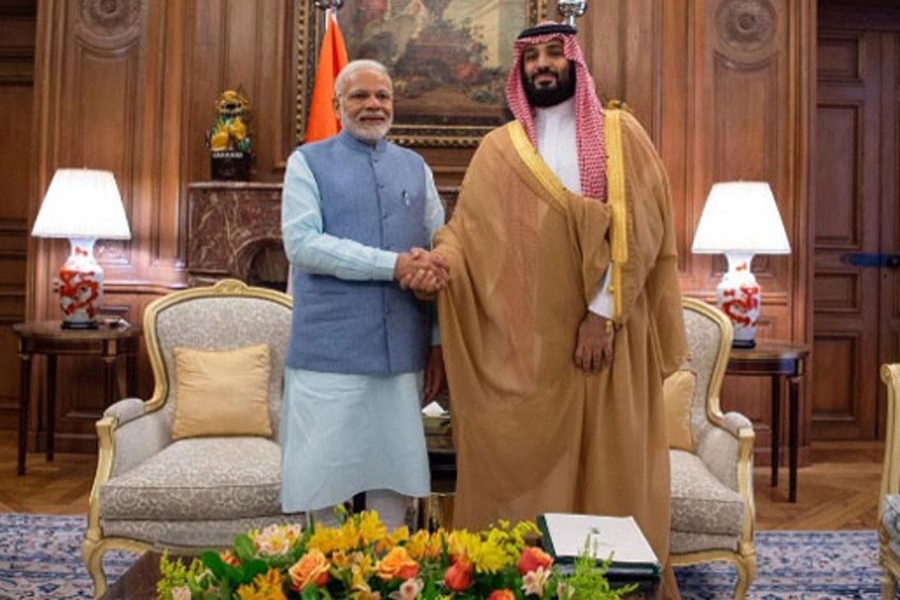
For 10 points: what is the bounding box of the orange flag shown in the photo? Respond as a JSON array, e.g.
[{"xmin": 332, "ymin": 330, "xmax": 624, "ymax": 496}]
[{"xmin": 305, "ymin": 10, "xmax": 349, "ymax": 143}]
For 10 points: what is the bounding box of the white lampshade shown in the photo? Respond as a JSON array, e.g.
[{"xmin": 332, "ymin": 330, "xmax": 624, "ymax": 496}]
[
  {"xmin": 691, "ymin": 181, "xmax": 790, "ymax": 255},
  {"xmin": 32, "ymin": 169, "xmax": 131, "ymax": 240}
]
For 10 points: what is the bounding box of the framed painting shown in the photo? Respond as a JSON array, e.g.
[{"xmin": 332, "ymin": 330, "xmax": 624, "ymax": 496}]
[{"xmin": 295, "ymin": 0, "xmax": 549, "ymax": 147}]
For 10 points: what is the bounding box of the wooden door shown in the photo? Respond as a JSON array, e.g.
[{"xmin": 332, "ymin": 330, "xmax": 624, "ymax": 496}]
[{"xmin": 815, "ymin": 2, "xmax": 900, "ymax": 440}]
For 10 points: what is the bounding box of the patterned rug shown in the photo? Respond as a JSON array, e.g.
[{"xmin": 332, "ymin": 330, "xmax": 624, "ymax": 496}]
[
  {"xmin": 0, "ymin": 514, "xmax": 886, "ymax": 599},
  {"xmin": 675, "ymin": 530, "xmax": 883, "ymax": 599}
]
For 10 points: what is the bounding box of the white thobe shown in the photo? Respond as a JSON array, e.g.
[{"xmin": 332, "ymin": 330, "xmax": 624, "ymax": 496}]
[{"xmin": 534, "ymin": 98, "xmax": 613, "ymax": 317}]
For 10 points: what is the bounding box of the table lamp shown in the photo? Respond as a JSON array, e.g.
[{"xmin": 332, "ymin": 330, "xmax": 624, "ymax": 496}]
[
  {"xmin": 31, "ymin": 169, "xmax": 131, "ymax": 329},
  {"xmin": 691, "ymin": 181, "xmax": 790, "ymax": 348}
]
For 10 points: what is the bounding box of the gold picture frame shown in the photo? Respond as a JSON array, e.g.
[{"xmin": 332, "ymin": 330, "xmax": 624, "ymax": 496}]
[{"xmin": 295, "ymin": 0, "xmax": 549, "ymax": 148}]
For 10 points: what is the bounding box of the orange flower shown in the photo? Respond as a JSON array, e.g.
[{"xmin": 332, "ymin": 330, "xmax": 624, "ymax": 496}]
[
  {"xmin": 288, "ymin": 549, "xmax": 330, "ymax": 591},
  {"xmin": 444, "ymin": 557, "xmax": 473, "ymax": 591},
  {"xmin": 487, "ymin": 590, "xmax": 515, "ymax": 600},
  {"xmin": 375, "ymin": 546, "xmax": 419, "ymax": 581},
  {"xmin": 517, "ymin": 546, "xmax": 553, "ymax": 575},
  {"xmin": 220, "ymin": 549, "xmax": 241, "ymax": 566},
  {"xmin": 425, "ymin": 530, "xmax": 445, "ymax": 560}
]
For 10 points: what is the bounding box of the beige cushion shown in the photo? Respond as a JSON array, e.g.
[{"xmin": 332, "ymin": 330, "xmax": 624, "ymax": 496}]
[
  {"xmin": 171, "ymin": 344, "xmax": 272, "ymax": 440},
  {"xmin": 664, "ymin": 369, "xmax": 696, "ymax": 451}
]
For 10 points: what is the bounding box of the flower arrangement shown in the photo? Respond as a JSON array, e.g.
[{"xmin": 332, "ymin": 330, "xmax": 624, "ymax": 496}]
[{"xmin": 156, "ymin": 510, "xmax": 636, "ymax": 600}]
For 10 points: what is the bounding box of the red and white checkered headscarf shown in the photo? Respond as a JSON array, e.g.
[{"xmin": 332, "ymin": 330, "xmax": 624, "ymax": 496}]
[{"xmin": 506, "ymin": 23, "xmax": 607, "ymax": 201}]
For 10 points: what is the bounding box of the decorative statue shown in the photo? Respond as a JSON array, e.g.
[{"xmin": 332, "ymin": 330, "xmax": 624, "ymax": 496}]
[{"xmin": 206, "ymin": 89, "xmax": 252, "ymax": 180}]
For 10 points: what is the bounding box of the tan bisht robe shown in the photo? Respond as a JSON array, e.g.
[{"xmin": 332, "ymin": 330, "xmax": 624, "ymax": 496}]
[{"xmin": 434, "ymin": 109, "xmax": 686, "ymax": 569}]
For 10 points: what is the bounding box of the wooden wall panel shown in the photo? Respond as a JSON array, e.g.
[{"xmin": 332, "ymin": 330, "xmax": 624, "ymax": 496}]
[
  {"xmin": 673, "ymin": 0, "xmax": 814, "ymax": 463},
  {"xmin": 0, "ymin": 2, "xmax": 36, "ymax": 431}
]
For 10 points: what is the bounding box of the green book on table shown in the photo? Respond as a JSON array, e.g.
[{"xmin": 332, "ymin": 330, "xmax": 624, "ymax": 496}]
[{"xmin": 537, "ymin": 513, "xmax": 661, "ymax": 586}]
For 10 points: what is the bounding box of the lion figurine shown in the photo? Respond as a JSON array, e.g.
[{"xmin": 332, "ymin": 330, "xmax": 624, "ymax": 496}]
[{"xmin": 207, "ymin": 90, "xmax": 251, "ymax": 154}]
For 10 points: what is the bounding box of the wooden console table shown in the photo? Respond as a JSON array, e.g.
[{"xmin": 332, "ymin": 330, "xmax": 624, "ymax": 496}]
[
  {"xmin": 13, "ymin": 320, "xmax": 141, "ymax": 475},
  {"xmin": 727, "ymin": 340, "xmax": 809, "ymax": 502}
]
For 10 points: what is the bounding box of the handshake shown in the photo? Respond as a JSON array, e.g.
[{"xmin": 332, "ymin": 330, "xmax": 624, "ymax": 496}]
[{"xmin": 394, "ymin": 247, "xmax": 449, "ymax": 297}]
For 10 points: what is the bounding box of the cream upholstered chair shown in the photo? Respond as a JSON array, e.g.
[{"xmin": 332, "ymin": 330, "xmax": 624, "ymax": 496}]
[
  {"xmin": 82, "ymin": 279, "xmax": 298, "ymax": 597},
  {"xmin": 669, "ymin": 298, "xmax": 757, "ymax": 598},
  {"xmin": 879, "ymin": 363, "xmax": 900, "ymax": 598}
]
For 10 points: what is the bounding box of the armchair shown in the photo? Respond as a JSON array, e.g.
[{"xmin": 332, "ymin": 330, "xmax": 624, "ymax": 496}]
[
  {"xmin": 879, "ymin": 363, "xmax": 900, "ymax": 598},
  {"xmin": 669, "ymin": 298, "xmax": 757, "ymax": 598},
  {"xmin": 82, "ymin": 279, "xmax": 298, "ymax": 597}
]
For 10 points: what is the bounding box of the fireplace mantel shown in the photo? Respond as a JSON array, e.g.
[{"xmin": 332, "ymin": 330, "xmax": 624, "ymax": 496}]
[
  {"xmin": 186, "ymin": 182, "xmax": 285, "ymax": 287},
  {"xmin": 185, "ymin": 181, "xmax": 458, "ymax": 288}
]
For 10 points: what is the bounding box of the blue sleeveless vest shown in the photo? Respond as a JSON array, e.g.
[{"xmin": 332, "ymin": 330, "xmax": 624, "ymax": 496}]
[{"xmin": 285, "ymin": 131, "xmax": 431, "ymax": 374}]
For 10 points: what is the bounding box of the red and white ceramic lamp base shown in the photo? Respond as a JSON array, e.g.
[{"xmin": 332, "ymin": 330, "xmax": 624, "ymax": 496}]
[
  {"xmin": 716, "ymin": 253, "xmax": 760, "ymax": 348},
  {"xmin": 57, "ymin": 238, "xmax": 104, "ymax": 329}
]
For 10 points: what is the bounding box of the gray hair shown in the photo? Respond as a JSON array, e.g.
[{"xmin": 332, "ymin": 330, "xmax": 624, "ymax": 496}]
[{"xmin": 334, "ymin": 59, "xmax": 391, "ymax": 96}]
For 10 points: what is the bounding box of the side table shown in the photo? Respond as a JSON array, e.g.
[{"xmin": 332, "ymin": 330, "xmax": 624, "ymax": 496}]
[
  {"xmin": 13, "ymin": 320, "xmax": 142, "ymax": 475},
  {"xmin": 726, "ymin": 340, "xmax": 809, "ymax": 502}
]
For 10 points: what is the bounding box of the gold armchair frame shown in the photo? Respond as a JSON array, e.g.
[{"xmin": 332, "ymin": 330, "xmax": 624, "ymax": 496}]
[
  {"xmin": 670, "ymin": 298, "xmax": 757, "ymax": 599},
  {"xmin": 82, "ymin": 279, "xmax": 292, "ymax": 598},
  {"xmin": 879, "ymin": 363, "xmax": 900, "ymax": 599}
]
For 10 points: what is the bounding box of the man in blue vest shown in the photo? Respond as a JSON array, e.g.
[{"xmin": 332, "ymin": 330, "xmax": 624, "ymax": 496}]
[{"xmin": 280, "ymin": 59, "xmax": 447, "ymax": 529}]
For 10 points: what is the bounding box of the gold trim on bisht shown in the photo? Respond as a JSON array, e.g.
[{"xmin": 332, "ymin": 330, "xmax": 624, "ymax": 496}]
[
  {"xmin": 604, "ymin": 108, "xmax": 628, "ymax": 320},
  {"xmin": 506, "ymin": 121, "xmax": 568, "ymax": 213}
]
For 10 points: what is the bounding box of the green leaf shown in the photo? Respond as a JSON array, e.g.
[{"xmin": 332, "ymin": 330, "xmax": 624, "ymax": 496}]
[
  {"xmin": 217, "ymin": 578, "xmax": 232, "ymax": 600},
  {"xmin": 300, "ymin": 584, "xmax": 321, "ymax": 600},
  {"xmin": 200, "ymin": 551, "xmax": 226, "ymax": 579},
  {"xmin": 243, "ymin": 559, "xmax": 269, "ymax": 581},
  {"xmin": 234, "ymin": 534, "xmax": 257, "ymax": 564}
]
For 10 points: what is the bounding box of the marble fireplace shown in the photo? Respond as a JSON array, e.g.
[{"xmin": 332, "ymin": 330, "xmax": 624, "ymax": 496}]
[{"xmin": 185, "ymin": 182, "xmax": 457, "ymax": 291}]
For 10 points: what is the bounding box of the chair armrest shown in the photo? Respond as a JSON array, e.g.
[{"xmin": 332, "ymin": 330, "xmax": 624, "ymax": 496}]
[
  {"xmin": 695, "ymin": 411, "xmax": 754, "ymax": 492},
  {"xmin": 86, "ymin": 399, "xmax": 172, "ymax": 545},
  {"xmin": 109, "ymin": 409, "xmax": 171, "ymax": 479},
  {"xmin": 103, "ymin": 397, "xmax": 145, "ymax": 425},
  {"xmin": 99, "ymin": 398, "xmax": 172, "ymax": 479}
]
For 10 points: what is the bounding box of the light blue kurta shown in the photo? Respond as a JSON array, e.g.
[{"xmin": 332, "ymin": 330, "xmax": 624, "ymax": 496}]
[{"xmin": 280, "ymin": 151, "xmax": 444, "ymax": 512}]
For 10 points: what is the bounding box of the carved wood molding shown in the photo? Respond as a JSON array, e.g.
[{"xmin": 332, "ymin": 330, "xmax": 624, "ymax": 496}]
[
  {"xmin": 716, "ymin": 0, "xmax": 777, "ymax": 54},
  {"xmin": 78, "ymin": 0, "xmax": 142, "ymax": 39}
]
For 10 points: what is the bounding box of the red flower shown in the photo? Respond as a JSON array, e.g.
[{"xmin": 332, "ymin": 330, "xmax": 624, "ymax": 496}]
[
  {"xmin": 517, "ymin": 546, "xmax": 553, "ymax": 575},
  {"xmin": 487, "ymin": 590, "xmax": 515, "ymax": 600},
  {"xmin": 444, "ymin": 557, "xmax": 473, "ymax": 591}
]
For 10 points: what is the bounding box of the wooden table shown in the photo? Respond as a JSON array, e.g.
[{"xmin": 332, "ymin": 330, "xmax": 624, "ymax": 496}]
[
  {"xmin": 13, "ymin": 320, "xmax": 141, "ymax": 475},
  {"xmin": 100, "ymin": 551, "xmax": 169, "ymax": 600},
  {"xmin": 727, "ymin": 339, "xmax": 809, "ymax": 502}
]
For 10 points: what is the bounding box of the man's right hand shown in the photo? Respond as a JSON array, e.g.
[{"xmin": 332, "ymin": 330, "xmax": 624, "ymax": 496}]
[
  {"xmin": 574, "ymin": 312, "xmax": 615, "ymax": 373},
  {"xmin": 395, "ymin": 248, "xmax": 449, "ymax": 296}
]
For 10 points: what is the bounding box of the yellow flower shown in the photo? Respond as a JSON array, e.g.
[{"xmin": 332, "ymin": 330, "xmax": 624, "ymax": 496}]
[
  {"xmin": 406, "ymin": 529, "xmax": 430, "ymax": 561},
  {"xmin": 447, "ymin": 530, "xmax": 479, "ymax": 561},
  {"xmin": 340, "ymin": 520, "xmax": 363, "ymax": 550},
  {"xmin": 309, "ymin": 525, "xmax": 345, "ymax": 555},
  {"xmin": 358, "ymin": 511, "xmax": 387, "ymax": 546},
  {"xmin": 350, "ymin": 563, "xmax": 382, "ymax": 599},
  {"xmin": 376, "ymin": 525, "xmax": 410, "ymax": 554},
  {"xmin": 338, "ymin": 551, "xmax": 374, "ymax": 580},
  {"xmin": 471, "ymin": 538, "xmax": 509, "ymax": 574},
  {"xmin": 236, "ymin": 568, "xmax": 288, "ymax": 600}
]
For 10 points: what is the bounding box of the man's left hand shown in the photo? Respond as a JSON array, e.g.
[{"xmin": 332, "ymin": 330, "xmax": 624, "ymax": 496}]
[
  {"xmin": 424, "ymin": 345, "xmax": 446, "ymax": 402},
  {"xmin": 574, "ymin": 313, "xmax": 615, "ymax": 374}
]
